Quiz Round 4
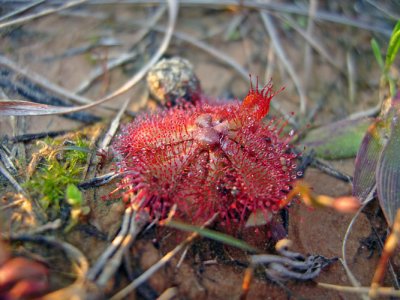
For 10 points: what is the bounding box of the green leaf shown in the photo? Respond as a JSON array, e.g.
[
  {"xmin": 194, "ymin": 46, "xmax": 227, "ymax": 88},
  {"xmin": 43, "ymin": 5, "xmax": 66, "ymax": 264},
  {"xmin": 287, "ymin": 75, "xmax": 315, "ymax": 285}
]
[
  {"xmin": 353, "ymin": 121, "xmax": 384, "ymax": 202},
  {"xmin": 371, "ymin": 38, "xmax": 384, "ymax": 71},
  {"xmin": 385, "ymin": 20, "xmax": 400, "ymax": 70},
  {"xmin": 66, "ymin": 184, "xmax": 83, "ymax": 207},
  {"xmin": 166, "ymin": 220, "xmax": 259, "ymax": 253},
  {"xmin": 376, "ymin": 114, "xmax": 400, "ymax": 226},
  {"xmin": 301, "ymin": 117, "xmax": 373, "ymax": 160}
]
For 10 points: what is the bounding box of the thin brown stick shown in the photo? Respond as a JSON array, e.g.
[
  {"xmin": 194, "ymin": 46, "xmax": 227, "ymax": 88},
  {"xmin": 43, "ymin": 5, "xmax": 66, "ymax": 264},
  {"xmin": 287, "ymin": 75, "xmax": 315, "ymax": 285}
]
[{"xmin": 370, "ymin": 210, "xmax": 400, "ymax": 297}]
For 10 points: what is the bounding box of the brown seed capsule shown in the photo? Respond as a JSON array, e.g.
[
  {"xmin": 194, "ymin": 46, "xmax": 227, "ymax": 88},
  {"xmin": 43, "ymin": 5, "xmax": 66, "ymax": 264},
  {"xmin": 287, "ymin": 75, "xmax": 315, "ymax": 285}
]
[{"xmin": 146, "ymin": 57, "xmax": 201, "ymax": 105}]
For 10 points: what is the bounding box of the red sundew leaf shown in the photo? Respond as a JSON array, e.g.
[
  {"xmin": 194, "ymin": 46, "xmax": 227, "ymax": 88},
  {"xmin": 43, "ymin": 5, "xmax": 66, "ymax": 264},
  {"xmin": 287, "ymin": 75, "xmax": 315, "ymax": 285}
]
[
  {"xmin": 240, "ymin": 81, "xmax": 281, "ymax": 121},
  {"xmin": 376, "ymin": 114, "xmax": 400, "ymax": 225},
  {"xmin": 352, "ymin": 117, "xmax": 391, "ymax": 203},
  {"xmin": 301, "ymin": 117, "xmax": 373, "ymax": 160}
]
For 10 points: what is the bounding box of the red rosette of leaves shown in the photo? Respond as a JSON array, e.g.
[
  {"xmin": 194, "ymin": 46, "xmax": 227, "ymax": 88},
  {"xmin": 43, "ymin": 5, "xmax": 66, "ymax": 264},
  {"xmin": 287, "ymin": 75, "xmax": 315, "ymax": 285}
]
[{"xmin": 114, "ymin": 81, "xmax": 298, "ymax": 228}]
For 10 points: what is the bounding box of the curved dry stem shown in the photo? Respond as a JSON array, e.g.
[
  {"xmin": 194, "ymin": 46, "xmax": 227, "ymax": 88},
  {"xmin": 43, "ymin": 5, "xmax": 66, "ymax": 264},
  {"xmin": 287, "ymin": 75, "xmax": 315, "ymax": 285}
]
[
  {"xmin": 9, "ymin": 234, "xmax": 89, "ymax": 280},
  {"xmin": 0, "ymin": 55, "xmax": 95, "ymax": 105},
  {"xmin": 341, "ymin": 188, "xmax": 375, "ymax": 300}
]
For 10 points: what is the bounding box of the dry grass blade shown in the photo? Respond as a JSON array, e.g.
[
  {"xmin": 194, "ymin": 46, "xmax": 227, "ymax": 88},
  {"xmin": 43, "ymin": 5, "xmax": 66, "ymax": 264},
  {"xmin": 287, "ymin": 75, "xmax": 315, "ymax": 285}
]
[
  {"xmin": 303, "ymin": 0, "xmax": 317, "ymax": 88},
  {"xmin": 0, "ymin": 0, "xmax": 46, "ymax": 22},
  {"xmin": 278, "ymin": 14, "xmax": 342, "ymax": 72},
  {"xmin": 157, "ymin": 287, "xmax": 179, "ymax": 300},
  {"xmin": 317, "ymin": 282, "xmax": 400, "ymax": 297},
  {"xmin": 95, "ymin": 209, "xmax": 148, "ymax": 286},
  {"xmin": 110, "ymin": 214, "xmax": 218, "ymax": 300},
  {"xmin": 366, "ymin": 0, "xmax": 400, "ymax": 20},
  {"xmin": 259, "ymin": 11, "xmax": 307, "ymax": 114},
  {"xmin": 129, "ymin": 22, "xmax": 295, "ymax": 124},
  {"xmin": 8, "ymin": 234, "xmax": 94, "ymax": 300},
  {"xmin": 87, "ymin": 207, "xmax": 148, "ymax": 286},
  {"xmin": 98, "ymin": 96, "xmax": 132, "ymax": 150},
  {"xmin": 78, "ymin": 172, "xmax": 119, "ymax": 189},
  {"xmin": 347, "ymin": 105, "xmax": 381, "ymax": 120},
  {"xmin": 135, "ymin": 25, "xmax": 248, "ymax": 81},
  {"xmin": 75, "ymin": 5, "xmax": 167, "ymax": 94},
  {"xmin": 0, "ymin": 55, "xmax": 94, "ymax": 105},
  {"xmin": 0, "ymin": 146, "xmax": 18, "ymax": 175},
  {"xmin": 9, "ymin": 234, "xmax": 89, "ymax": 278},
  {"xmin": 0, "ymin": 163, "xmax": 25, "ymax": 195},
  {"xmin": 0, "ymin": 100, "xmax": 77, "ymax": 116},
  {"xmin": 346, "ymin": 51, "xmax": 356, "ymax": 104},
  {"xmin": 0, "ymin": 0, "xmax": 178, "ymax": 117},
  {"xmin": 87, "ymin": 207, "xmax": 134, "ymax": 281},
  {"xmin": 88, "ymin": 1, "xmax": 392, "ymax": 35},
  {"xmin": 75, "ymin": 52, "xmax": 139, "ymax": 95},
  {"xmin": 0, "ymin": 0, "xmax": 87, "ymax": 29},
  {"xmin": 340, "ymin": 196, "xmax": 375, "ymax": 300}
]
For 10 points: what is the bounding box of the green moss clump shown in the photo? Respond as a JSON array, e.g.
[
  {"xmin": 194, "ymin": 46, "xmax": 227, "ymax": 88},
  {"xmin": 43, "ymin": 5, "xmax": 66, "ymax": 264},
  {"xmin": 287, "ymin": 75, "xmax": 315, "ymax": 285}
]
[{"xmin": 25, "ymin": 136, "xmax": 90, "ymax": 213}]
